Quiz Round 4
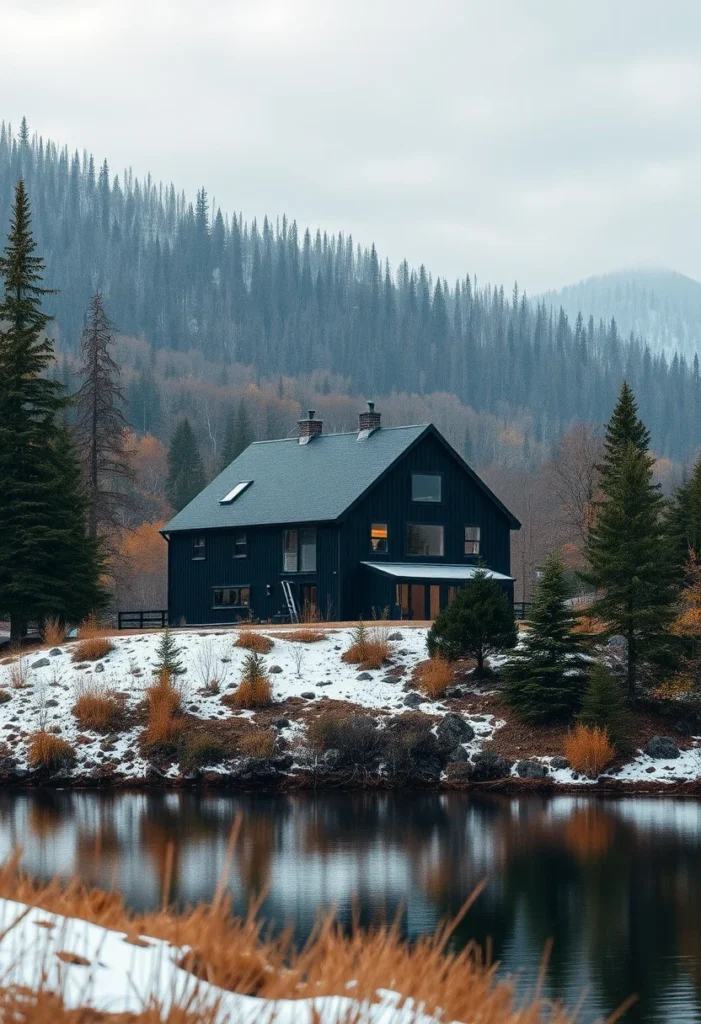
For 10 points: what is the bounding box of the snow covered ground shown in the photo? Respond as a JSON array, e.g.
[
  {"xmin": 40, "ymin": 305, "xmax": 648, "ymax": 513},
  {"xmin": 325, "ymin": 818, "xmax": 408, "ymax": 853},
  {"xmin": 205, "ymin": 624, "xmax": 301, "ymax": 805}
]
[
  {"xmin": 0, "ymin": 897, "xmax": 443, "ymax": 1024},
  {"xmin": 0, "ymin": 626, "xmax": 699, "ymax": 787}
]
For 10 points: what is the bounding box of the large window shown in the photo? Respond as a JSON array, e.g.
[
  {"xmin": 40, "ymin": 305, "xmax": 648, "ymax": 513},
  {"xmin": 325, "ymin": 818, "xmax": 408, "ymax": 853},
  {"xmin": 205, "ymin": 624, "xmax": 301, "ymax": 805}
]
[
  {"xmin": 464, "ymin": 525, "xmax": 481, "ymax": 556},
  {"xmin": 234, "ymin": 531, "xmax": 248, "ymax": 558},
  {"xmin": 192, "ymin": 536, "xmax": 206, "ymax": 560},
  {"xmin": 407, "ymin": 523, "xmax": 444, "ymax": 557},
  {"xmin": 212, "ymin": 586, "xmax": 250, "ymax": 608},
  {"xmin": 412, "ymin": 473, "xmax": 442, "ymax": 503},
  {"xmin": 370, "ymin": 523, "xmax": 388, "ymax": 553},
  {"xmin": 283, "ymin": 528, "xmax": 317, "ymax": 572}
]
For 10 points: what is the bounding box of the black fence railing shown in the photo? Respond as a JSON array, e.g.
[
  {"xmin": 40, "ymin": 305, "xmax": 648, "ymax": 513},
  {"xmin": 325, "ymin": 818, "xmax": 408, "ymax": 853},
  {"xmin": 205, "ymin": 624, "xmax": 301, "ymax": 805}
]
[
  {"xmin": 513, "ymin": 601, "xmax": 532, "ymax": 621},
  {"xmin": 117, "ymin": 610, "xmax": 168, "ymax": 630}
]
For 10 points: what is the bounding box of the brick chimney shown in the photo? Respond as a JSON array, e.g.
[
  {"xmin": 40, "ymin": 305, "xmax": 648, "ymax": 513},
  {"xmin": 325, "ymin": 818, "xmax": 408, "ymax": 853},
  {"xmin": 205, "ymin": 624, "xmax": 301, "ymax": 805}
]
[
  {"xmin": 358, "ymin": 401, "xmax": 381, "ymax": 434},
  {"xmin": 298, "ymin": 410, "xmax": 323, "ymax": 444}
]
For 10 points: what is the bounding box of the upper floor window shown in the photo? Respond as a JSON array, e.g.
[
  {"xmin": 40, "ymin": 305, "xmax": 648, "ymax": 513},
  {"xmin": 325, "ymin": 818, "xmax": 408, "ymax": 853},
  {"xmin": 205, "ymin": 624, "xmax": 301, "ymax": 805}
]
[
  {"xmin": 370, "ymin": 523, "xmax": 388, "ymax": 553},
  {"xmin": 464, "ymin": 525, "xmax": 481, "ymax": 556},
  {"xmin": 283, "ymin": 527, "xmax": 317, "ymax": 572},
  {"xmin": 407, "ymin": 523, "xmax": 444, "ymax": 557},
  {"xmin": 192, "ymin": 536, "xmax": 206, "ymax": 560},
  {"xmin": 234, "ymin": 531, "xmax": 248, "ymax": 558},
  {"xmin": 412, "ymin": 473, "xmax": 441, "ymax": 503}
]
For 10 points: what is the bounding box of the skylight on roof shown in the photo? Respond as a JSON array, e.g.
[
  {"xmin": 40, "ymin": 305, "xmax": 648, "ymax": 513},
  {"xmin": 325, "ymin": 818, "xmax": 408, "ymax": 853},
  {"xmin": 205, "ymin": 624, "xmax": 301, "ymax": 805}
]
[{"xmin": 219, "ymin": 480, "xmax": 252, "ymax": 504}]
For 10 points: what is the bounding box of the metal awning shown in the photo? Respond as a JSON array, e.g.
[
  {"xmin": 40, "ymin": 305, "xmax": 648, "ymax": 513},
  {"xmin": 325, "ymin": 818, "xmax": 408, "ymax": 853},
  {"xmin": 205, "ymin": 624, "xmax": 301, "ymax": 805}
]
[{"xmin": 360, "ymin": 562, "xmax": 513, "ymax": 582}]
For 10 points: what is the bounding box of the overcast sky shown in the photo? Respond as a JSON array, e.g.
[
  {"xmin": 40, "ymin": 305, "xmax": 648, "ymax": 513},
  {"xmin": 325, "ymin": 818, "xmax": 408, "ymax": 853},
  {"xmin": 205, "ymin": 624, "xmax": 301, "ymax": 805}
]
[{"xmin": 3, "ymin": 0, "xmax": 701, "ymax": 293}]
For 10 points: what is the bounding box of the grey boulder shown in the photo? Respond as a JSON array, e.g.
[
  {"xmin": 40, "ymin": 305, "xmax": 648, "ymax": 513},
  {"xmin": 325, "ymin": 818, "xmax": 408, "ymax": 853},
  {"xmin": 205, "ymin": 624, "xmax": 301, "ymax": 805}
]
[
  {"xmin": 471, "ymin": 750, "xmax": 510, "ymax": 782},
  {"xmin": 550, "ymin": 756, "xmax": 570, "ymax": 770},
  {"xmin": 31, "ymin": 658, "xmax": 50, "ymax": 669},
  {"xmin": 646, "ymin": 736, "xmax": 680, "ymax": 759},
  {"xmin": 516, "ymin": 759, "xmax": 548, "ymax": 779},
  {"xmin": 403, "ymin": 692, "xmax": 425, "ymax": 708},
  {"xmin": 437, "ymin": 712, "xmax": 475, "ymax": 747}
]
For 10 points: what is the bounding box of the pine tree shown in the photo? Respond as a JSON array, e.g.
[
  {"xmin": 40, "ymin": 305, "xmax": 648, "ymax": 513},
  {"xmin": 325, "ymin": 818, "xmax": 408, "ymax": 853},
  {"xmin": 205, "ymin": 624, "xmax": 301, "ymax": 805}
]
[
  {"xmin": 427, "ymin": 568, "xmax": 517, "ymax": 673},
  {"xmin": 220, "ymin": 401, "xmax": 254, "ymax": 469},
  {"xmin": 153, "ymin": 628, "xmax": 183, "ymax": 676},
  {"xmin": 584, "ymin": 441, "xmax": 676, "ymax": 701},
  {"xmin": 579, "ymin": 662, "xmax": 630, "ymax": 751},
  {"xmin": 73, "ymin": 290, "xmax": 133, "ymax": 537},
  {"xmin": 666, "ymin": 455, "xmax": 701, "ymax": 568},
  {"xmin": 503, "ymin": 554, "xmax": 587, "ymax": 723},
  {"xmin": 597, "ymin": 380, "xmax": 650, "ymax": 479},
  {"xmin": 166, "ymin": 418, "xmax": 205, "ymax": 512},
  {"xmin": 0, "ymin": 180, "xmax": 105, "ymax": 636}
]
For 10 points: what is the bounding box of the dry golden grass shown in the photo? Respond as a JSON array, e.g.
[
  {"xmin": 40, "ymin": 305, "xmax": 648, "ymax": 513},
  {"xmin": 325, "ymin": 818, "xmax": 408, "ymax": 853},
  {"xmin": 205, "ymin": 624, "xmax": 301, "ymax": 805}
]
[
  {"xmin": 225, "ymin": 655, "xmax": 273, "ymax": 710},
  {"xmin": 564, "ymin": 724, "xmax": 615, "ymax": 778},
  {"xmin": 342, "ymin": 625, "xmax": 390, "ymax": 671},
  {"xmin": 234, "ymin": 632, "xmax": 273, "ymax": 654},
  {"xmin": 8, "ymin": 643, "xmax": 30, "ymax": 689},
  {"xmin": 27, "ymin": 731, "xmax": 76, "ymax": 771},
  {"xmin": 271, "ymin": 629, "xmax": 326, "ymax": 643},
  {"xmin": 71, "ymin": 637, "xmax": 115, "ymax": 663},
  {"xmin": 143, "ymin": 669, "xmax": 185, "ymax": 751},
  {"xmin": 415, "ymin": 656, "xmax": 454, "ymax": 698},
  {"xmin": 239, "ymin": 729, "xmax": 276, "ymax": 758},
  {"xmin": 72, "ymin": 683, "xmax": 124, "ymax": 733},
  {"xmin": 0, "ymin": 851, "xmax": 582, "ymax": 1024},
  {"xmin": 306, "ymin": 706, "xmax": 356, "ymax": 753},
  {"xmin": 42, "ymin": 617, "xmax": 65, "ymax": 647}
]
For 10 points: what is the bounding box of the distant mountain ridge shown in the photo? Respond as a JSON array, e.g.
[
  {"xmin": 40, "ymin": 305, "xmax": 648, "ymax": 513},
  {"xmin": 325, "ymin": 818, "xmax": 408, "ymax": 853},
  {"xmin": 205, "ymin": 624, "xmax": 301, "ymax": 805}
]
[{"xmin": 541, "ymin": 269, "xmax": 701, "ymax": 362}]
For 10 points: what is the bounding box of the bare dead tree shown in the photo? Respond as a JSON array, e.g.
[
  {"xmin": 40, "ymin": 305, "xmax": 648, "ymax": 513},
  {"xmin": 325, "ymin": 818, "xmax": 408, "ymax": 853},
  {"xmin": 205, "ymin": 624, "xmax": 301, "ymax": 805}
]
[
  {"xmin": 73, "ymin": 291, "xmax": 133, "ymax": 538},
  {"xmin": 547, "ymin": 422, "xmax": 603, "ymax": 547}
]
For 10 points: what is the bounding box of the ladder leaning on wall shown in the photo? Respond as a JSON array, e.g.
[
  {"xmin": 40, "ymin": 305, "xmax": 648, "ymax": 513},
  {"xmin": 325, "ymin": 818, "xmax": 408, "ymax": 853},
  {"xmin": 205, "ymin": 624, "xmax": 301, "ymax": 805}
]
[{"xmin": 281, "ymin": 580, "xmax": 299, "ymax": 623}]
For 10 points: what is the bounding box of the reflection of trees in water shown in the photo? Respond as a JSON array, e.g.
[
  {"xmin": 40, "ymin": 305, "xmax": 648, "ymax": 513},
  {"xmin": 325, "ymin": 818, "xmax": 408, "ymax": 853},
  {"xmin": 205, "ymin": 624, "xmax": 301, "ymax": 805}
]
[{"xmin": 4, "ymin": 791, "xmax": 701, "ymax": 1021}]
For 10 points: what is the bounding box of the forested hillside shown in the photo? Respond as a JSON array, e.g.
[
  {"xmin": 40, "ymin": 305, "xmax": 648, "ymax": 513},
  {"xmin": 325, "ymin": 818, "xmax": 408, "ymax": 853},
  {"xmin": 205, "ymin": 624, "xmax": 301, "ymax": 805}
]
[
  {"xmin": 542, "ymin": 269, "xmax": 701, "ymax": 363},
  {"xmin": 1, "ymin": 120, "xmax": 701, "ymax": 466}
]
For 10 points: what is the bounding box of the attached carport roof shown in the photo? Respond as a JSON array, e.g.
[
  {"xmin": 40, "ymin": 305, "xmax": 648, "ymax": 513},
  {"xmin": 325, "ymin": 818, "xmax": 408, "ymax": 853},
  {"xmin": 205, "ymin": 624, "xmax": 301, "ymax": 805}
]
[{"xmin": 360, "ymin": 562, "xmax": 514, "ymax": 582}]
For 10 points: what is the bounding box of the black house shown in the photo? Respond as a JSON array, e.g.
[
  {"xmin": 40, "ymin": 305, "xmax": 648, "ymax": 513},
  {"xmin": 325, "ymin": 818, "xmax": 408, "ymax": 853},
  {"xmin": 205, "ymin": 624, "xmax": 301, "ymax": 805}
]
[{"xmin": 161, "ymin": 405, "xmax": 520, "ymax": 625}]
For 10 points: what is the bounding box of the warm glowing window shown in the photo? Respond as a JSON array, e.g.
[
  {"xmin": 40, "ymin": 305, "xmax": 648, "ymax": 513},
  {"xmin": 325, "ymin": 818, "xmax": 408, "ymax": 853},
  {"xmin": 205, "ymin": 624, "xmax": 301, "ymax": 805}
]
[{"xmin": 370, "ymin": 523, "xmax": 388, "ymax": 553}]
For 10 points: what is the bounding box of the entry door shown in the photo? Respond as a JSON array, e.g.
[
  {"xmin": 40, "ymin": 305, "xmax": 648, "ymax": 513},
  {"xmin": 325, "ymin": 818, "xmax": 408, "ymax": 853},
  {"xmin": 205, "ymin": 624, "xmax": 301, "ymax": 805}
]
[
  {"xmin": 410, "ymin": 584, "xmax": 425, "ymax": 620},
  {"xmin": 299, "ymin": 584, "xmax": 318, "ymax": 620}
]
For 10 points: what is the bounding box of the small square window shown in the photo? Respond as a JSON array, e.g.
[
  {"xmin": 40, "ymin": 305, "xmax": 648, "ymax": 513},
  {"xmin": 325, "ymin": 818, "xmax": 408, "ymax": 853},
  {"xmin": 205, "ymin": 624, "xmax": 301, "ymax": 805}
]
[
  {"xmin": 407, "ymin": 524, "xmax": 444, "ymax": 557},
  {"xmin": 234, "ymin": 531, "xmax": 247, "ymax": 558},
  {"xmin": 464, "ymin": 525, "xmax": 481, "ymax": 556},
  {"xmin": 193, "ymin": 536, "xmax": 205, "ymax": 560},
  {"xmin": 212, "ymin": 586, "xmax": 250, "ymax": 609},
  {"xmin": 412, "ymin": 473, "xmax": 441, "ymax": 502},
  {"xmin": 370, "ymin": 523, "xmax": 388, "ymax": 553}
]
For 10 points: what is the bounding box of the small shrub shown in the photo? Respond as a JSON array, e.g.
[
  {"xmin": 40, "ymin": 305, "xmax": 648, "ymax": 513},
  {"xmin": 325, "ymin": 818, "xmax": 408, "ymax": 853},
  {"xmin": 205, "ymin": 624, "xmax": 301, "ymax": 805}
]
[
  {"xmin": 42, "ymin": 617, "xmax": 65, "ymax": 647},
  {"xmin": 415, "ymin": 657, "xmax": 454, "ymax": 699},
  {"xmin": 71, "ymin": 637, "xmax": 114, "ymax": 663},
  {"xmin": 182, "ymin": 732, "xmax": 226, "ymax": 768},
  {"xmin": 8, "ymin": 644, "xmax": 29, "ymax": 689},
  {"xmin": 579, "ymin": 662, "xmax": 630, "ymax": 751},
  {"xmin": 427, "ymin": 569, "xmax": 517, "ymax": 672},
  {"xmin": 226, "ymin": 654, "xmax": 273, "ymax": 709},
  {"xmin": 153, "ymin": 628, "xmax": 184, "ymax": 676},
  {"xmin": 28, "ymin": 731, "xmax": 76, "ymax": 771},
  {"xmin": 72, "ymin": 683, "xmax": 124, "ymax": 733},
  {"xmin": 342, "ymin": 622, "xmax": 390, "ymax": 670},
  {"xmin": 235, "ymin": 632, "xmax": 274, "ymax": 654},
  {"xmin": 143, "ymin": 669, "xmax": 185, "ymax": 753},
  {"xmin": 385, "ymin": 713, "xmax": 441, "ymax": 775},
  {"xmin": 0, "ymin": 690, "xmax": 10, "ymax": 705},
  {"xmin": 564, "ymin": 724, "xmax": 614, "ymax": 778},
  {"xmin": 240, "ymin": 729, "xmax": 276, "ymax": 758},
  {"xmin": 306, "ymin": 709, "xmax": 383, "ymax": 767}
]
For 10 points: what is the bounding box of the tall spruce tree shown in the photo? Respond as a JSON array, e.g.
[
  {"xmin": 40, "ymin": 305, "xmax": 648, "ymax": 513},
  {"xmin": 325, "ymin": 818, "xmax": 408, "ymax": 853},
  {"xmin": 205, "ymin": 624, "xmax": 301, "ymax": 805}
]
[
  {"xmin": 166, "ymin": 418, "xmax": 205, "ymax": 512},
  {"xmin": 585, "ymin": 410, "xmax": 676, "ymax": 700},
  {"xmin": 666, "ymin": 455, "xmax": 701, "ymax": 568},
  {"xmin": 503, "ymin": 554, "xmax": 587, "ymax": 723},
  {"xmin": 0, "ymin": 180, "xmax": 104, "ymax": 636},
  {"xmin": 73, "ymin": 290, "xmax": 133, "ymax": 537}
]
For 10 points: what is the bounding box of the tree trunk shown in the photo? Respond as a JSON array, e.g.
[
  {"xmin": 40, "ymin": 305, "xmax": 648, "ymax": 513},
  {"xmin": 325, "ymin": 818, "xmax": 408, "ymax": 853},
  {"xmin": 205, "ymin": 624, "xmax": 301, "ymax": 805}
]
[
  {"xmin": 627, "ymin": 626, "xmax": 636, "ymax": 703},
  {"xmin": 10, "ymin": 616, "xmax": 27, "ymax": 642}
]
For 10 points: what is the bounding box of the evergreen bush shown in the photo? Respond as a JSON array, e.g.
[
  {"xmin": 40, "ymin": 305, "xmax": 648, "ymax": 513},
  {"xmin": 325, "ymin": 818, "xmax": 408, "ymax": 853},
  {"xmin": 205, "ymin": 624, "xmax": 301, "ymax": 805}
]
[{"xmin": 426, "ymin": 568, "xmax": 517, "ymax": 674}]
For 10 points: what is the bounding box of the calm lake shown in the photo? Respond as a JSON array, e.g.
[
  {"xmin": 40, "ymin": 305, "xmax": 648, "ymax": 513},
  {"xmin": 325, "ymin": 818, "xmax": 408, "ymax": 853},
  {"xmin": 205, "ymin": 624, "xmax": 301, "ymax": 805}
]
[{"xmin": 1, "ymin": 790, "xmax": 700, "ymax": 1023}]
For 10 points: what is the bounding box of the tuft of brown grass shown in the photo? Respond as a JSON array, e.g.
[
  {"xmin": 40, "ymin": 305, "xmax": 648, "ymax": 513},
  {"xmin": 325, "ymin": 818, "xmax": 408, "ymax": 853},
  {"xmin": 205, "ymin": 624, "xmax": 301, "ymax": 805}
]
[
  {"xmin": 271, "ymin": 629, "xmax": 326, "ymax": 643},
  {"xmin": 342, "ymin": 623, "xmax": 390, "ymax": 670},
  {"xmin": 72, "ymin": 682, "xmax": 124, "ymax": 733},
  {"xmin": 234, "ymin": 632, "xmax": 273, "ymax": 654},
  {"xmin": 71, "ymin": 636, "xmax": 115, "ymax": 663},
  {"xmin": 225, "ymin": 654, "xmax": 273, "ymax": 710},
  {"xmin": 42, "ymin": 617, "xmax": 65, "ymax": 647},
  {"xmin": 0, "ymin": 850, "xmax": 583, "ymax": 1024},
  {"xmin": 563, "ymin": 724, "xmax": 614, "ymax": 778},
  {"xmin": 240, "ymin": 729, "xmax": 276, "ymax": 758},
  {"xmin": 415, "ymin": 656, "xmax": 454, "ymax": 698},
  {"xmin": 27, "ymin": 731, "xmax": 76, "ymax": 771},
  {"xmin": 8, "ymin": 643, "xmax": 30, "ymax": 689},
  {"xmin": 143, "ymin": 669, "xmax": 185, "ymax": 752}
]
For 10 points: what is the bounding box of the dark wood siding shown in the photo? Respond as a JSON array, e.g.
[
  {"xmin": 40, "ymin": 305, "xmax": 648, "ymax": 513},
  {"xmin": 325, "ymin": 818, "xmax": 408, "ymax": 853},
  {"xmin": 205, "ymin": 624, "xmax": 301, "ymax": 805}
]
[
  {"xmin": 167, "ymin": 523, "xmax": 340, "ymax": 626},
  {"xmin": 337, "ymin": 431, "xmax": 513, "ymax": 619}
]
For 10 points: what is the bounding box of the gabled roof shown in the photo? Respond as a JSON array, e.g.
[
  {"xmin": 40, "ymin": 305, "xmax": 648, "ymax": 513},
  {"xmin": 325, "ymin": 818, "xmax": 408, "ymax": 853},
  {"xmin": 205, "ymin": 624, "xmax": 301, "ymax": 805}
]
[{"xmin": 162, "ymin": 423, "xmax": 520, "ymax": 534}]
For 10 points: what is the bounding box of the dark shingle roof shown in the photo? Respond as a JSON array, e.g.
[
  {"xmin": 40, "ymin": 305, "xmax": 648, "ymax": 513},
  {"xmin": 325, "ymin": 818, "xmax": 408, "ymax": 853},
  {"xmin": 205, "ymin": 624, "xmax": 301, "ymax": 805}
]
[
  {"xmin": 162, "ymin": 422, "xmax": 520, "ymax": 533},
  {"xmin": 163, "ymin": 424, "xmax": 428, "ymax": 532}
]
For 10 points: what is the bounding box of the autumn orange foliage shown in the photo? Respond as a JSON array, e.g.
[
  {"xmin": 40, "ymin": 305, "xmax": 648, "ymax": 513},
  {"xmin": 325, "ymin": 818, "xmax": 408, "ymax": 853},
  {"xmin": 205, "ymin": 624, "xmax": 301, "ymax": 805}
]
[
  {"xmin": 73, "ymin": 684, "xmax": 124, "ymax": 732},
  {"xmin": 226, "ymin": 655, "xmax": 273, "ymax": 710},
  {"xmin": 563, "ymin": 725, "xmax": 614, "ymax": 778},
  {"xmin": 415, "ymin": 657, "xmax": 454, "ymax": 698},
  {"xmin": 143, "ymin": 669, "xmax": 184, "ymax": 750},
  {"xmin": 234, "ymin": 632, "xmax": 274, "ymax": 654},
  {"xmin": 27, "ymin": 732, "xmax": 76, "ymax": 771}
]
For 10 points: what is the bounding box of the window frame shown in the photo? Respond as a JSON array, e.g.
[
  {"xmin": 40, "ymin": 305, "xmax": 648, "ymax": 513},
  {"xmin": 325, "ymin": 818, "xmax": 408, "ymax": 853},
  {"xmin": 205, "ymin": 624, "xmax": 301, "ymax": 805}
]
[
  {"xmin": 234, "ymin": 530, "xmax": 248, "ymax": 558},
  {"xmin": 283, "ymin": 527, "xmax": 317, "ymax": 573},
  {"xmin": 212, "ymin": 586, "xmax": 250, "ymax": 609},
  {"xmin": 370, "ymin": 523, "xmax": 389, "ymax": 554},
  {"xmin": 406, "ymin": 523, "xmax": 445, "ymax": 558},
  {"xmin": 464, "ymin": 524, "xmax": 481, "ymax": 557},
  {"xmin": 192, "ymin": 536, "xmax": 206, "ymax": 560},
  {"xmin": 411, "ymin": 472, "xmax": 442, "ymax": 504}
]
